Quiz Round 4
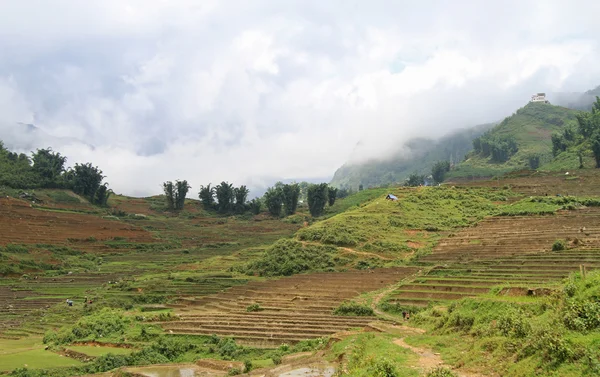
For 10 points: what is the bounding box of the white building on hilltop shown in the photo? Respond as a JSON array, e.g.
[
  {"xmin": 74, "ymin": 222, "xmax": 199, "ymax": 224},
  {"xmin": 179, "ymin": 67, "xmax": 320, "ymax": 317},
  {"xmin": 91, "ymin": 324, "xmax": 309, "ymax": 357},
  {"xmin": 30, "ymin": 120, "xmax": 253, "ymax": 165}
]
[{"xmin": 531, "ymin": 93, "xmax": 549, "ymax": 103}]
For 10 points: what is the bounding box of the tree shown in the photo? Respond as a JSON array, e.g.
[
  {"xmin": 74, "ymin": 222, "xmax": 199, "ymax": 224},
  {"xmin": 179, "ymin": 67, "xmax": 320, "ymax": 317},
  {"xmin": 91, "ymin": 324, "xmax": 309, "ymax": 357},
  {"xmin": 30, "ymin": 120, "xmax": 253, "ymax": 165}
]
[
  {"xmin": 337, "ymin": 187, "xmax": 352, "ymax": 199},
  {"xmin": 307, "ymin": 183, "xmax": 329, "ymax": 217},
  {"xmin": 69, "ymin": 163, "xmax": 105, "ymax": 203},
  {"xmin": 234, "ymin": 185, "xmax": 250, "ymax": 213},
  {"xmin": 175, "ymin": 180, "xmax": 190, "ymax": 210},
  {"xmin": 199, "ymin": 184, "xmax": 215, "ymax": 210},
  {"xmin": 263, "ymin": 187, "xmax": 283, "ymax": 217},
  {"xmin": 327, "ymin": 187, "xmax": 338, "ymax": 206},
  {"xmin": 163, "ymin": 181, "xmax": 175, "ymax": 210},
  {"xmin": 215, "ymin": 181, "xmax": 235, "ymax": 214},
  {"xmin": 431, "ymin": 161, "xmax": 450, "ymax": 184},
  {"xmin": 95, "ymin": 183, "xmax": 111, "ymax": 206},
  {"xmin": 527, "ymin": 154, "xmax": 541, "ymax": 170},
  {"xmin": 282, "ymin": 183, "xmax": 300, "ymax": 215},
  {"xmin": 31, "ymin": 148, "xmax": 67, "ymax": 187},
  {"xmin": 551, "ymin": 132, "xmax": 568, "ymax": 156},
  {"xmin": 592, "ymin": 132, "xmax": 600, "ymax": 168},
  {"xmin": 249, "ymin": 198, "xmax": 262, "ymax": 215},
  {"xmin": 406, "ymin": 172, "xmax": 425, "ymax": 187}
]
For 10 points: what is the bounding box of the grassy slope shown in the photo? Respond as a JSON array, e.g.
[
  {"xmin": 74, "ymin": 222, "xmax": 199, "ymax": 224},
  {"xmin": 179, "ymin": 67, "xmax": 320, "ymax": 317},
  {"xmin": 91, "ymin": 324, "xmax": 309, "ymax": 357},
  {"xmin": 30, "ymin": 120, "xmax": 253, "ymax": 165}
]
[
  {"xmin": 330, "ymin": 124, "xmax": 494, "ymax": 189},
  {"xmin": 406, "ymin": 271, "xmax": 600, "ymax": 377},
  {"xmin": 296, "ymin": 186, "xmax": 514, "ymax": 260},
  {"xmin": 450, "ymin": 102, "xmax": 580, "ymax": 178}
]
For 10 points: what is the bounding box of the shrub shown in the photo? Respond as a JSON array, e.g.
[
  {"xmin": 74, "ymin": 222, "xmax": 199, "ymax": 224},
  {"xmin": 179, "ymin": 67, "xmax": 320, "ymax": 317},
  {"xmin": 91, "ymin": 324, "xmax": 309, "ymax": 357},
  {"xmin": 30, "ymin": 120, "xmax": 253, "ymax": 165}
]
[
  {"xmin": 426, "ymin": 367, "xmax": 458, "ymax": 377},
  {"xmin": 242, "ymin": 239, "xmax": 340, "ymax": 277},
  {"xmin": 150, "ymin": 336, "xmax": 197, "ymax": 361},
  {"xmin": 243, "ymin": 360, "xmax": 253, "ymax": 372},
  {"xmin": 369, "ymin": 358, "xmax": 399, "ymax": 377},
  {"xmin": 497, "ymin": 310, "xmax": 531, "ymax": 338},
  {"xmin": 227, "ymin": 368, "xmax": 241, "ymax": 376},
  {"xmin": 333, "ymin": 302, "xmax": 374, "ymax": 316},
  {"xmin": 272, "ymin": 354, "xmax": 282, "ymax": 365},
  {"xmin": 552, "ymin": 240, "xmax": 566, "ymax": 251},
  {"xmin": 246, "ymin": 303, "xmax": 263, "ymax": 312}
]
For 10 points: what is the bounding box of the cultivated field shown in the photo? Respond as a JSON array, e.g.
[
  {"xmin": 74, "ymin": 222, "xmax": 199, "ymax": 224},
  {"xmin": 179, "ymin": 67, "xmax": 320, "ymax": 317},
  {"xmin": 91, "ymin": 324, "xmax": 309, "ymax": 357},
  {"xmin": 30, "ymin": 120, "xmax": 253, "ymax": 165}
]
[{"xmin": 160, "ymin": 267, "xmax": 419, "ymax": 346}]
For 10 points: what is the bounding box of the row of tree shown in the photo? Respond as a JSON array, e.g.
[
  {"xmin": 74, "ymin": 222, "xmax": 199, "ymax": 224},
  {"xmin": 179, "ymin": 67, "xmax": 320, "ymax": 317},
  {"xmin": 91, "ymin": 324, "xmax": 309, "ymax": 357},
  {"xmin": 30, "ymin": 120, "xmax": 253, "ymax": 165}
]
[
  {"xmin": 0, "ymin": 143, "xmax": 111, "ymax": 205},
  {"xmin": 164, "ymin": 180, "xmax": 342, "ymax": 218},
  {"xmin": 551, "ymin": 97, "xmax": 600, "ymax": 167}
]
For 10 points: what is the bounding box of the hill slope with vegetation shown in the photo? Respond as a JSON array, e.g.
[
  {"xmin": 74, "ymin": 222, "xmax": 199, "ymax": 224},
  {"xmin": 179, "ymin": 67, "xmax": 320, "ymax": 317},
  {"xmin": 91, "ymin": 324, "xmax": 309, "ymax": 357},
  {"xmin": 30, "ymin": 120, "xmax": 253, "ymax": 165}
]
[
  {"xmin": 330, "ymin": 124, "xmax": 494, "ymax": 189},
  {"xmin": 449, "ymin": 102, "xmax": 580, "ymax": 179}
]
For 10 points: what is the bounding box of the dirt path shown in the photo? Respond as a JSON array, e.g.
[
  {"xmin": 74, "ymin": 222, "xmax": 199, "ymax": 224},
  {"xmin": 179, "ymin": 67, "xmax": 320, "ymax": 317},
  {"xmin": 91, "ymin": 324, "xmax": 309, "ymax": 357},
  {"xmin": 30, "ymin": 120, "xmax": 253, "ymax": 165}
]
[
  {"xmin": 393, "ymin": 338, "xmax": 487, "ymax": 377},
  {"xmin": 367, "ymin": 270, "xmax": 489, "ymax": 377},
  {"xmin": 370, "ymin": 267, "xmax": 433, "ymax": 321},
  {"xmin": 339, "ymin": 247, "xmax": 394, "ymax": 260}
]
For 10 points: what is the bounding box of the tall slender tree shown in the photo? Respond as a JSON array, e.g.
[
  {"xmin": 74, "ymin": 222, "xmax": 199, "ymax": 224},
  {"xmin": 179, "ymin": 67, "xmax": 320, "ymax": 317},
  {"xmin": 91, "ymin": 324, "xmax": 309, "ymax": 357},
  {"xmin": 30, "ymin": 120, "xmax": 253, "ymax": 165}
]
[
  {"xmin": 234, "ymin": 185, "xmax": 250, "ymax": 213},
  {"xmin": 199, "ymin": 184, "xmax": 215, "ymax": 210},
  {"xmin": 327, "ymin": 187, "xmax": 338, "ymax": 206},
  {"xmin": 307, "ymin": 183, "xmax": 329, "ymax": 217},
  {"xmin": 163, "ymin": 181, "xmax": 175, "ymax": 210},
  {"xmin": 175, "ymin": 180, "xmax": 191, "ymax": 210},
  {"xmin": 282, "ymin": 183, "xmax": 300, "ymax": 215},
  {"xmin": 215, "ymin": 181, "xmax": 235, "ymax": 214},
  {"xmin": 263, "ymin": 187, "xmax": 283, "ymax": 217}
]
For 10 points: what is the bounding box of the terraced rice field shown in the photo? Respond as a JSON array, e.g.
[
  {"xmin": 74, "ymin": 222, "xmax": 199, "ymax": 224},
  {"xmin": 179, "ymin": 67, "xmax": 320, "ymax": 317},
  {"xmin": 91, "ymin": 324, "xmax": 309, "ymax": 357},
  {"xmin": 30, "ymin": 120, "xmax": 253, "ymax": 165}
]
[
  {"xmin": 160, "ymin": 267, "xmax": 419, "ymax": 346},
  {"xmin": 421, "ymin": 208, "xmax": 600, "ymax": 263},
  {"xmin": 387, "ymin": 208, "xmax": 600, "ymax": 308},
  {"xmin": 0, "ymin": 198, "xmax": 156, "ymax": 251},
  {"xmin": 451, "ymin": 170, "xmax": 600, "ymax": 197}
]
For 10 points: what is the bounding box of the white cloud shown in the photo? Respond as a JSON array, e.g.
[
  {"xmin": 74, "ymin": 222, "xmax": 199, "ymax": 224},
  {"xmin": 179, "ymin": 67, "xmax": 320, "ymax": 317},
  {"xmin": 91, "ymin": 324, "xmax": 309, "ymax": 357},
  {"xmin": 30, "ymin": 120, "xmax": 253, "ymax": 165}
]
[{"xmin": 0, "ymin": 0, "xmax": 599, "ymax": 196}]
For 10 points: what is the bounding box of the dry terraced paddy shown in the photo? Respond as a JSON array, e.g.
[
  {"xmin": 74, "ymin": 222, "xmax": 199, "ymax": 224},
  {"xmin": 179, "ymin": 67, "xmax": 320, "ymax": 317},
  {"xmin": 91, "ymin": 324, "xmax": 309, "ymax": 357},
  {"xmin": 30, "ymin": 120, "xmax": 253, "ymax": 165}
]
[
  {"xmin": 0, "ymin": 197, "xmax": 156, "ymax": 252},
  {"xmin": 387, "ymin": 208, "xmax": 600, "ymax": 308},
  {"xmin": 160, "ymin": 267, "xmax": 419, "ymax": 346},
  {"xmin": 421, "ymin": 208, "xmax": 600, "ymax": 263},
  {"xmin": 451, "ymin": 170, "xmax": 600, "ymax": 197}
]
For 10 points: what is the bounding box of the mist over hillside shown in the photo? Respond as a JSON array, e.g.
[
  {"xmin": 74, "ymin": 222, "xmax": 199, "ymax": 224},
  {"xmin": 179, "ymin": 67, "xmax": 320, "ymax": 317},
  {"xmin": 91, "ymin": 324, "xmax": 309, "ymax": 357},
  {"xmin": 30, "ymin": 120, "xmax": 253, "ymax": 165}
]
[
  {"xmin": 330, "ymin": 123, "xmax": 494, "ymax": 189},
  {"xmin": 331, "ymin": 85, "xmax": 598, "ymax": 188}
]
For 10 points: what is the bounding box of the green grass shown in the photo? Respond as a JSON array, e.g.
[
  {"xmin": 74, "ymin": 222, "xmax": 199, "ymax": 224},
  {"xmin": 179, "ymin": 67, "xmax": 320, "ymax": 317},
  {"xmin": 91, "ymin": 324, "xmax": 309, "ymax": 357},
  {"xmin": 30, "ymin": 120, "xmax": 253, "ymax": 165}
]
[
  {"xmin": 0, "ymin": 338, "xmax": 83, "ymax": 371},
  {"xmin": 328, "ymin": 333, "xmax": 419, "ymax": 377},
  {"xmin": 298, "ymin": 186, "xmax": 514, "ymax": 257},
  {"xmin": 66, "ymin": 345, "xmax": 134, "ymax": 357}
]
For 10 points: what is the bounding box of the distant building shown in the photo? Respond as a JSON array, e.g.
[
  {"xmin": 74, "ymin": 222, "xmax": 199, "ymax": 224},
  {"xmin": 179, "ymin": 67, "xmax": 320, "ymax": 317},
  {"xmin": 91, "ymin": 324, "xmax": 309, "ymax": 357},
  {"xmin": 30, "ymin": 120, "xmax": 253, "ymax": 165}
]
[{"xmin": 531, "ymin": 93, "xmax": 549, "ymax": 103}]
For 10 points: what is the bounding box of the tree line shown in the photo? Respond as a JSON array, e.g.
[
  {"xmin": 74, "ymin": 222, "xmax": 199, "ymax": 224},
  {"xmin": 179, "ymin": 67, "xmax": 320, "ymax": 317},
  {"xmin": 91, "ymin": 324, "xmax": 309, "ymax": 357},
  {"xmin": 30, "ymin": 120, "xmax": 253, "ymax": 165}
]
[
  {"xmin": 0, "ymin": 142, "xmax": 111, "ymax": 205},
  {"xmin": 164, "ymin": 179, "xmax": 342, "ymax": 218},
  {"xmin": 552, "ymin": 96, "xmax": 600, "ymax": 168}
]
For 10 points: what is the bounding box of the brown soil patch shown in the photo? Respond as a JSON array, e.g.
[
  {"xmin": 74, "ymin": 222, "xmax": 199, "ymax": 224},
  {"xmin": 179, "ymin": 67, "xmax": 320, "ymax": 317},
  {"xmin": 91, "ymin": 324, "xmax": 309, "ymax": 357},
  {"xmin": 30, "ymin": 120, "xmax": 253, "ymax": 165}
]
[
  {"xmin": 0, "ymin": 197, "xmax": 156, "ymax": 251},
  {"xmin": 407, "ymin": 241, "xmax": 422, "ymax": 249},
  {"xmin": 196, "ymin": 359, "xmax": 243, "ymax": 371}
]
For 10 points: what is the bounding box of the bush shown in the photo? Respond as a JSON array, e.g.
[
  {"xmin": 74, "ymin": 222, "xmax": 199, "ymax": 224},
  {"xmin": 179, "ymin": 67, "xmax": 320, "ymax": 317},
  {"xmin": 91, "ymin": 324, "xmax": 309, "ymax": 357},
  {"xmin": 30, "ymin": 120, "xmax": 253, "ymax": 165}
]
[
  {"xmin": 243, "ymin": 360, "xmax": 253, "ymax": 372},
  {"xmin": 333, "ymin": 302, "xmax": 374, "ymax": 316},
  {"xmin": 246, "ymin": 303, "xmax": 263, "ymax": 312},
  {"xmin": 242, "ymin": 239, "xmax": 341, "ymax": 277},
  {"xmin": 369, "ymin": 358, "xmax": 398, "ymax": 377},
  {"xmin": 552, "ymin": 240, "xmax": 566, "ymax": 251},
  {"xmin": 227, "ymin": 368, "xmax": 241, "ymax": 376},
  {"xmin": 272, "ymin": 354, "xmax": 282, "ymax": 365},
  {"xmin": 426, "ymin": 367, "xmax": 458, "ymax": 377}
]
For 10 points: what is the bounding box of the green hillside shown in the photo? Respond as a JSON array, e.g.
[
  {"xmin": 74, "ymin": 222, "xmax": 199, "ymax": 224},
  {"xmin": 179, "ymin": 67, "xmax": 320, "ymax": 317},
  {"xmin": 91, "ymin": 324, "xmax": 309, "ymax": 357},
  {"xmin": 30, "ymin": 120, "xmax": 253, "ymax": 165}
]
[
  {"xmin": 449, "ymin": 102, "xmax": 580, "ymax": 179},
  {"xmin": 330, "ymin": 124, "xmax": 493, "ymax": 189}
]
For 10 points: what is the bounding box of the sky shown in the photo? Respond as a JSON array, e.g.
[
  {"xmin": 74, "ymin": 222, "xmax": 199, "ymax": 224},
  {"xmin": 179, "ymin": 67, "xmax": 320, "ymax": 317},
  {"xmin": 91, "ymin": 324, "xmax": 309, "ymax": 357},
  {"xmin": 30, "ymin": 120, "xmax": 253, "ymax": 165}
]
[{"xmin": 1, "ymin": 0, "xmax": 599, "ymax": 196}]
